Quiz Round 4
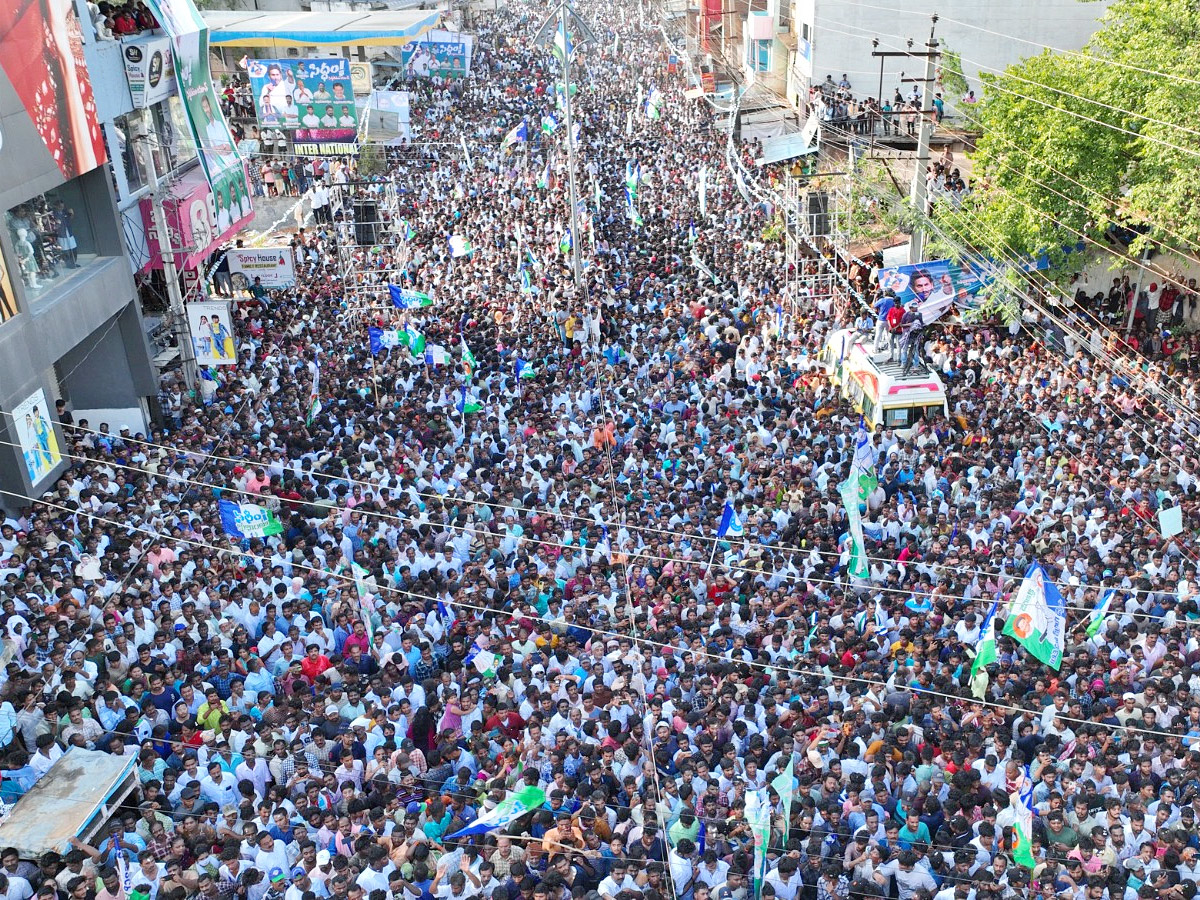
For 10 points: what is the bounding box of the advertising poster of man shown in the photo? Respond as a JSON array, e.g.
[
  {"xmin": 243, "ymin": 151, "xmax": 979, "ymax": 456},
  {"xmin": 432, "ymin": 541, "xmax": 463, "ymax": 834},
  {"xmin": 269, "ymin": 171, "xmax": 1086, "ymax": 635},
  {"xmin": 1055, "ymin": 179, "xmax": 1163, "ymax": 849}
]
[
  {"xmin": 0, "ymin": 0, "xmax": 108, "ymax": 179},
  {"xmin": 11, "ymin": 388, "xmax": 61, "ymax": 486},
  {"xmin": 876, "ymin": 258, "xmax": 986, "ymax": 325},
  {"xmin": 247, "ymin": 58, "xmax": 358, "ymax": 154},
  {"xmin": 141, "ymin": 0, "xmax": 253, "ymax": 212}
]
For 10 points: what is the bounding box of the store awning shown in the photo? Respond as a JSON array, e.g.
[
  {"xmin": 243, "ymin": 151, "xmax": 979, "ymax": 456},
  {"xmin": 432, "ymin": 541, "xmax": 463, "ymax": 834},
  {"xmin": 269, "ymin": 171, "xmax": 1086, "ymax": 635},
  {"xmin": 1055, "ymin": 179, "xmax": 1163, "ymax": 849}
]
[{"xmin": 205, "ymin": 10, "xmax": 442, "ymax": 47}]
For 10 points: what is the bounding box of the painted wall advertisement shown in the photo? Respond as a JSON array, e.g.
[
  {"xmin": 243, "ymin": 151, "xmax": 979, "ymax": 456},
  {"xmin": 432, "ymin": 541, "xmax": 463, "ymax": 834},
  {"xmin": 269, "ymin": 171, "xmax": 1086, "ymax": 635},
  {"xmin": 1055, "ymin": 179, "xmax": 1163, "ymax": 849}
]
[
  {"xmin": 227, "ymin": 246, "xmax": 296, "ymax": 289},
  {"xmin": 13, "ymin": 389, "xmax": 61, "ymax": 486},
  {"xmin": 187, "ymin": 300, "xmax": 238, "ymax": 366},
  {"xmin": 141, "ymin": 0, "xmax": 252, "ymax": 221},
  {"xmin": 247, "ymin": 57, "xmax": 359, "ymax": 155},
  {"xmin": 123, "ymin": 34, "xmax": 176, "ymax": 108},
  {"xmin": 400, "ymin": 31, "xmax": 474, "ymax": 80},
  {"xmin": 0, "ymin": 0, "xmax": 108, "ymax": 178}
]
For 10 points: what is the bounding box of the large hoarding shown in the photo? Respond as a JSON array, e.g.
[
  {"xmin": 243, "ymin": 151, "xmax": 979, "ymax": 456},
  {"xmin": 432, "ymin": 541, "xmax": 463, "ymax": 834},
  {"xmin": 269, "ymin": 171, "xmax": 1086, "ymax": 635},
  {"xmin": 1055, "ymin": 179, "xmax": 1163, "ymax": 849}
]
[
  {"xmin": 400, "ymin": 31, "xmax": 474, "ymax": 80},
  {"xmin": 0, "ymin": 0, "xmax": 108, "ymax": 178},
  {"xmin": 142, "ymin": 0, "xmax": 252, "ymax": 220},
  {"xmin": 247, "ymin": 57, "xmax": 358, "ymax": 155},
  {"xmin": 227, "ymin": 246, "xmax": 295, "ymax": 289}
]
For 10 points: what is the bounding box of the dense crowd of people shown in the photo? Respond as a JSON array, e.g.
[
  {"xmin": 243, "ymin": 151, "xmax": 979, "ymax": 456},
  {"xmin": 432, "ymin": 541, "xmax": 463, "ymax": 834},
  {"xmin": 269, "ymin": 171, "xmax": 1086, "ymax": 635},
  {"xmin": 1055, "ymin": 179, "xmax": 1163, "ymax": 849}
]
[{"xmin": 3, "ymin": 3, "xmax": 1200, "ymax": 900}]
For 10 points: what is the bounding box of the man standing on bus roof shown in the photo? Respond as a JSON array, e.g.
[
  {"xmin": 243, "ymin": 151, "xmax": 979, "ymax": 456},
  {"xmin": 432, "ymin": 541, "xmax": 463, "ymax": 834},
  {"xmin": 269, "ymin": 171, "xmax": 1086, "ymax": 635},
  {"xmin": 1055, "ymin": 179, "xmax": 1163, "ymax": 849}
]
[
  {"xmin": 898, "ymin": 302, "xmax": 924, "ymax": 376},
  {"xmin": 873, "ymin": 290, "xmax": 897, "ymax": 356},
  {"xmin": 884, "ymin": 302, "xmax": 906, "ymax": 362}
]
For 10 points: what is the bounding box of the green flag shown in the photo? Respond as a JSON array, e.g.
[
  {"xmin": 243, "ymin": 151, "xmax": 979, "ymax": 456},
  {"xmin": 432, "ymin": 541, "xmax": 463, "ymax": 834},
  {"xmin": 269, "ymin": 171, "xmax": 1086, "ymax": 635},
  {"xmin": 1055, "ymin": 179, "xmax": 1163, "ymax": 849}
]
[
  {"xmin": 771, "ymin": 759, "xmax": 794, "ymax": 845},
  {"xmin": 970, "ymin": 600, "xmax": 999, "ymax": 680},
  {"xmin": 445, "ymin": 784, "xmax": 546, "ymax": 839},
  {"xmin": 1001, "ymin": 562, "xmax": 1067, "ymax": 670},
  {"xmin": 1086, "ymin": 589, "xmax": 1114, "ymax": 638},
  {"xmin": 1010, "ymin": 790, "xmax": 1037, "ymax": 869}
]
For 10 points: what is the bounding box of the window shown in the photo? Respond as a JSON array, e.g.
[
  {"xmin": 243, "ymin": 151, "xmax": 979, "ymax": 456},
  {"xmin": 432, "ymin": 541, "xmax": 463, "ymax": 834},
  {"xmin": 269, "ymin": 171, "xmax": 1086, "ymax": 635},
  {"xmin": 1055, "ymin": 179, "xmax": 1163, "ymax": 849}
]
[
  {"xmin": 748, "ymin": 39, "xmax": 771, "ymax": 72},
  {"xmin": 6, "ymin": 181, "xmax": 98, "ymax": 302},
  {"xmin": 883, "ymin": 406, "xmax": 912, "ymax": 427}
]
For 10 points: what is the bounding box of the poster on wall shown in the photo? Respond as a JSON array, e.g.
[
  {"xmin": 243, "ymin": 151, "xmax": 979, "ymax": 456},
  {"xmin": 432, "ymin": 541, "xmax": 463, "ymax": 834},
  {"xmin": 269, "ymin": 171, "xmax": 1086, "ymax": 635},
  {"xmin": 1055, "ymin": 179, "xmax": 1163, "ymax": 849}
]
[
  {"xmin": 123, "ymin": 34, "xmax": 176, "ymax": 108},
  {"xmin": 187, "ymin": 301, "xmax": 238, "ymax": 366},
  {"xmin": 12, "ymin": 389, "xmax": 61, "ymax": 486},
  {"xmin": 227, "ymin": 246, "xmax": 295, "ymax": 289},
  {"xmin": 400, "ymin": 31, "xmax": 474, "ymax": 79},
  {"xmin": 247, "ymin": 58, "xmax": 358, "ymax": 154},
  {"xmin": 140, "ymin": 0, "xmax": 252, "ymax": 215},
  {"xmin": 0, "ymin": 0, "xmax": 108, "ymax": 179}
]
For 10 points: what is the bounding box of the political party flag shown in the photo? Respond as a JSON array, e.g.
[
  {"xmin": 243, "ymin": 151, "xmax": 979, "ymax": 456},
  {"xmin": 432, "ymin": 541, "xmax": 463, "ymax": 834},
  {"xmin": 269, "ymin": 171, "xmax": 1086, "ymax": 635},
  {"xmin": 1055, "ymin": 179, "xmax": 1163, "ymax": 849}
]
[
  {"xmin": 570, "ymin": 121, "xmax": 582, "ymax": 148},
  {"xmin": 1002, "ymin": 562, "xmax": 1067, "ymax": 670},
  {"xmin": 460, "ymin": 338, "xmax": 477, "ymax": 376},
  {"xmin": 458, "ymin": 386, "xmax": 482, "ymax": 415},
  {"xmin": 551, "ymin": 19, "xmax": 572, "ymax": 65},
  {"xmin": 625, "ymin": 161, "xmax": 640, "ymax": 199},
  {"xmin": 424, "ymin": 344, "xmax": 450, "ymax": 366},
  {"xmin": 445, "ymin": 785, "xmax": 547, "ymax": 839},
  {"xmin": 523, "ymin": 248, "xmax": 539, "ymax": 269},
  {"xmin": 501, "ymin": 120, "xmax": 528, "ymax": 151},
  {"xmin": 219, "ymin": 499, "xmax": 283, "ymax": 539},
  {"xmin": 838, "ymin": 478, "xmax": 868, "ymax": 579},
  {"xmin": 449, "ymin": 235, "xmax": 474, "ymax": 258},
  {"xmin": 745, "ymin": 788, "xmax": 771, "ymax": 898},
  {"xmin": 519, "ymin": 267, "xmax": 533, "ymax": 294},
  {"xmin": 541, "ymin": 114, "xmax": 558, "ymax": 135},
  {"xmin": 645, "ymin": 87, "xmax": 664, "ymax": 121},
  {"xmin": 559, "ymin": 229, "xmax": 572, "ymax": 255},
  {"xmin": 688, "ymin": 221, "xmax": 698, "ymax": 244},
  {"xmin": 435, "ymin": 599, "xmax": 457, "ymax": 631},
  {"xmin": 306, "ymin": 362, "xmax": 321, "ymax": 426},
  {"xmin": 716, "ymin": 501, "xmax": 743, "ymax": 539},
  {"xmin": 853, "ymin": 608, "xmax": 868, "ymax": 633},
  {"xmin": 515, "ymin": 358, "xmax": 537, "ymax": 379},
  {"xmin": 849, "ymin": 422, "xmax": 878, "ymax": 505},
  {"xmin": 771, "ymin": 759, "xmax": 795, "ymax": 844},
  {"xmin": 1086, "ymin": 588, "xmax": 1115, "ymax": 638},
  {"xmin": 398, "ymin": 218, "xmax": 416, "ymax": 240},
  {"xmin": 388, "ymin": 286, "xmax": 433, "ymax": 309},
  {"xmin": 466, "ymin": 647, "xmax": 498, "ymax": 679},
  {"xmin": 536, "ymin": 161, "xmax": 550, "ymax": 190},
  {"xmin": 368, "ymin": 327, "xmax": 403, "ymax": 355},
  {"xmin": 404, "ymin": 326, "xmax": 426, "ymax": 356},
  {"xmin": 971, "ymin": 600, "xmax": 1000, "ymax": 680},
  {"xmin": 1010, "ymin": 788, "xmax": 1037, "ymax": 869}
]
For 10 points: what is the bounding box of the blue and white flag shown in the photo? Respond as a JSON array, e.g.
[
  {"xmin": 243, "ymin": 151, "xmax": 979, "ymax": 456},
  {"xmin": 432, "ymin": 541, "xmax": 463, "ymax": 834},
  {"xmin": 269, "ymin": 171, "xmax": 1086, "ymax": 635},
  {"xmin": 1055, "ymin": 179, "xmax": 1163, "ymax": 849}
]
[
  {"xmin": 445, "ymin": 785, "xmax": 546, "ymax": 839},
  {"xmin": 219, "ymin": 499, "xmax": 283, "ymax": 539},
  {"xmin": 717, "ymin": 501, "xmax": 743, "ymax": 539},
  {"xmin": 501, "ymin": 120, "xmax": 528, "ymax": 151},
  {"xmin": 388, "ymin": 286, "xmax": 433, "ymax": 309}
]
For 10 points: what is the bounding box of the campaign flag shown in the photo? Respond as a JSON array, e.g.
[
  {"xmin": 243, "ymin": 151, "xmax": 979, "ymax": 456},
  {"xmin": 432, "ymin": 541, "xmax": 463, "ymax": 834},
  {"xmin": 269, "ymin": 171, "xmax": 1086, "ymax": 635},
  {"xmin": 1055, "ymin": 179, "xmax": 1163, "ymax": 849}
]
[
  {"xmin": 388, "ymin": 286, "xmax": 433, "ymax": 309},
  {"xmin": 1010, "ymin": 788, "xmax": 1037, "ymax": 869},
  {"xmin": 219, "ymin": 499, "xmax": 283, "ymax": 539},
  {"xmin": 368, "ymin": 327, "xmax": 402, "ymax": 355},
  {"xmin": 424, "ymin": 344, "xmax": 450, "ymax": 366},
  {"xmin": 449, "ymin": 235, "xmax": 474, "ymax": 258},
  {"xmin": 461, "ymin": 338, "xmax": 477, "ymax": 376},
  {"xmin": 435, "ymin": 599, "xmax": 457, "ymax": 631},
  {"xmin": 398, "ymin": 218, "xmax": 416, "ymax": 240},
  {"xmin": 541, "ymin": 114, "xmax": 558, "ymax": 135},
  {"xmin": 716, "ymin": 501, "xmax": 743, "ymax": 539},
  {"xmin": 515, "ymin": 358, "xmax": 537, "ymax": 379},
  {"xmin": 688, "ymin": 221, "xmax": 698, "ymax": 244},
  {"xmin": 839, "ymin": 478, "xmax": 868, "ymax": 579},
  {"xmin": 536, "ymin": 161, "xmax": 550, "ymax": 190},
  {"xmin": 551, "ymin": 19, "xmax": 572, "ymax": 65},
  {"xmin": 971, "ymin": 600, "xmax": 1000, "ymax": 680},
  {"xmin": 458, "ymin": 386, "xmax": 482, "ymax": 415},
  {"xmin": 501, "ymin": 120, "xmax": 528, "ymax": 151},
  {"xmin": 519, "ymin": 267, "xmax": 533, "ymax": 294},
  {"xmin": 1086, "ymin": 588, "xmax": 1115, "ymax": 638},
  {"xmin": 405, "ymin": 326, "xmax": 426, "ymax": 356},
  {"xmin": 559, "ymin": 229, "xmax": 572, "ymax": 255},
  {"xmin": 466, "ymin": 647, "xmax": 498, "ymax": 679},
  {"xmin": 745, "ymin": 788, "xmax": 771, "ymax": 898},
  {"xmin": 771, "ymin": 759, "xmax": 795, "ymax": 844},
  {"xmin": 305, "ymin": 362, "xmax": 321, "ymax": 426},
  {"xmin": 645, "ymin": 87, "xmax": 664, "ymax": 121},
  {"xmin": 445, "ymin": 785, "xmax": 546, "ymax": 839},
  {"xmin": 625, "ymin": 161, "xmax": 640, "ymax": 199},
  {"xmin": 1002, "ymin": 562, "xmax": 1067, "ymax": 670}
]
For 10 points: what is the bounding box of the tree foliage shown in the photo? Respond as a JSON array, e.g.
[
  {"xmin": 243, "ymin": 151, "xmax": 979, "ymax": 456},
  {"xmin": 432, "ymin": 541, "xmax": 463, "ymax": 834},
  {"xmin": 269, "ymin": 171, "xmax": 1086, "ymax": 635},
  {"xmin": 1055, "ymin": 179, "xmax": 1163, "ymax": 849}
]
[{"xmin": 934, "ymin": 0, "xmax": 1200, "ymax": 274}]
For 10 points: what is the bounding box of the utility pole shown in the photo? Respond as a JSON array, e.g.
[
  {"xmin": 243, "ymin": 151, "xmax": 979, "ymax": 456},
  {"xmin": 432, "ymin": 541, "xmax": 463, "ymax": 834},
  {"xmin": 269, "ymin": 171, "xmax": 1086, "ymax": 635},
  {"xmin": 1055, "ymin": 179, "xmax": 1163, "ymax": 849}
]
[
  {"xmin": 139, "ymin": 136, "xmax": 198, "ymax": 390},
  {"xmin": 908, "ymin": 15, "xmax": 939, "ymax": 264},
  {"xmin": 558, "ymin": 0, "xmax": 585, "ymax": 294}
]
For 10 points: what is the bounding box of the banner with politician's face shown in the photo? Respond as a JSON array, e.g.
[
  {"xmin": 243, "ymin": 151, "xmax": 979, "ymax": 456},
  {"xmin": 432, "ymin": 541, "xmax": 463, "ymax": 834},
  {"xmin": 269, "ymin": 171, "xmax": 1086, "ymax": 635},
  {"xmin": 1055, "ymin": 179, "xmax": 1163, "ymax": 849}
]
[{"xmin": 247, "ymin": 57, "xmax": 358, "ymax": 155}]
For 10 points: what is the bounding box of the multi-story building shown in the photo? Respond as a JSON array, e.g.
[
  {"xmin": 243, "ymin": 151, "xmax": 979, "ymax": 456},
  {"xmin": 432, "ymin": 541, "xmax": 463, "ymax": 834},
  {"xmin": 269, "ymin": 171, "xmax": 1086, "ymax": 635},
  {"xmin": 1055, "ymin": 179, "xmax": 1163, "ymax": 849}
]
[{"xmin": 0, "ymin": 0, "xmax": 158, "ymax": 510}]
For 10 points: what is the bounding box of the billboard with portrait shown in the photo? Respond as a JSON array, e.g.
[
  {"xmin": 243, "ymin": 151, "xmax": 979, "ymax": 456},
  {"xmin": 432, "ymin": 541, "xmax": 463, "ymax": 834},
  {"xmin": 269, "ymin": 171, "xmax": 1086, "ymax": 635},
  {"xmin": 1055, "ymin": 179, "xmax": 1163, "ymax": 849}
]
[
  {"xmin": 12, "ymin": 388, "xmax": 61, "ymax": 486},
  {"xmin": 876, "ymin": 258, "xmax": 986, "ymax": 324},
  {"xmin": 0, "ymin": 0, "xmax": 108, "ymax": 179},
  {"xmin": 400, "ymin": 31, "xmax": 474, "ymax": 80},
  {"xmin": 187, "ymin": 300, "xmax": 237, "ymax": 366},
  {"xmin": 141, "ymin": 0, "xmax": 252, "ymax": 217},
  {"xmin": 247, "ymin": 58, "xmax": 358, "ymax": 154}
]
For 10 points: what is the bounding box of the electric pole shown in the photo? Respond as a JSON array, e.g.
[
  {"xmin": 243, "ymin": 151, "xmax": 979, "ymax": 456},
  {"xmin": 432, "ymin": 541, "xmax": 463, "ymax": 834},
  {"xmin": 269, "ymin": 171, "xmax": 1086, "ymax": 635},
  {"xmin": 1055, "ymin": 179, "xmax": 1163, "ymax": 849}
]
[
  {"xmin": 559, "ymin": 1, "xmax": 585, "ymax": 294},
  {"xmin": 908, "ymin": 15, "xmax": 939, "ymax": 265}
]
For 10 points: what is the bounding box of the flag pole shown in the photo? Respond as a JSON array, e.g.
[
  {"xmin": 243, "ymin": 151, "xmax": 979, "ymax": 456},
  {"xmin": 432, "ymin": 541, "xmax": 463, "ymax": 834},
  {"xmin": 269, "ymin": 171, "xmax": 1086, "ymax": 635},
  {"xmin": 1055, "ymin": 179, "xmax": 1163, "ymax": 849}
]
[{"xmin": 558, "ymin": 0, "xmax": 585, "ymax": 295}]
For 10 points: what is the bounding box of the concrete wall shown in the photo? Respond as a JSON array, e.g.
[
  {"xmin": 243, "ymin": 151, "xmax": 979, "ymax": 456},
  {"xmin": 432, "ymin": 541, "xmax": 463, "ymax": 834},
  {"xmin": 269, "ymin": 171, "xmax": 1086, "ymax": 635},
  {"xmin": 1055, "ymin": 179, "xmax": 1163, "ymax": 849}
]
[{"xmin": 806, "ymin": 0, "xmax": 1114, "ymax": 102}]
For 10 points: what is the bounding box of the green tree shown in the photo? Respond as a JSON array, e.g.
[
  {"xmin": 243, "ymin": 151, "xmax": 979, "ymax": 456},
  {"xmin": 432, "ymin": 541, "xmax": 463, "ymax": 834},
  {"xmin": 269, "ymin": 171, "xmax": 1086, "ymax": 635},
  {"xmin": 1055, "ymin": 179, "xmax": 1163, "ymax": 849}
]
[{"xmin": 933, "ymin": 0, "xmax": 1200, "ymax": 275}]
